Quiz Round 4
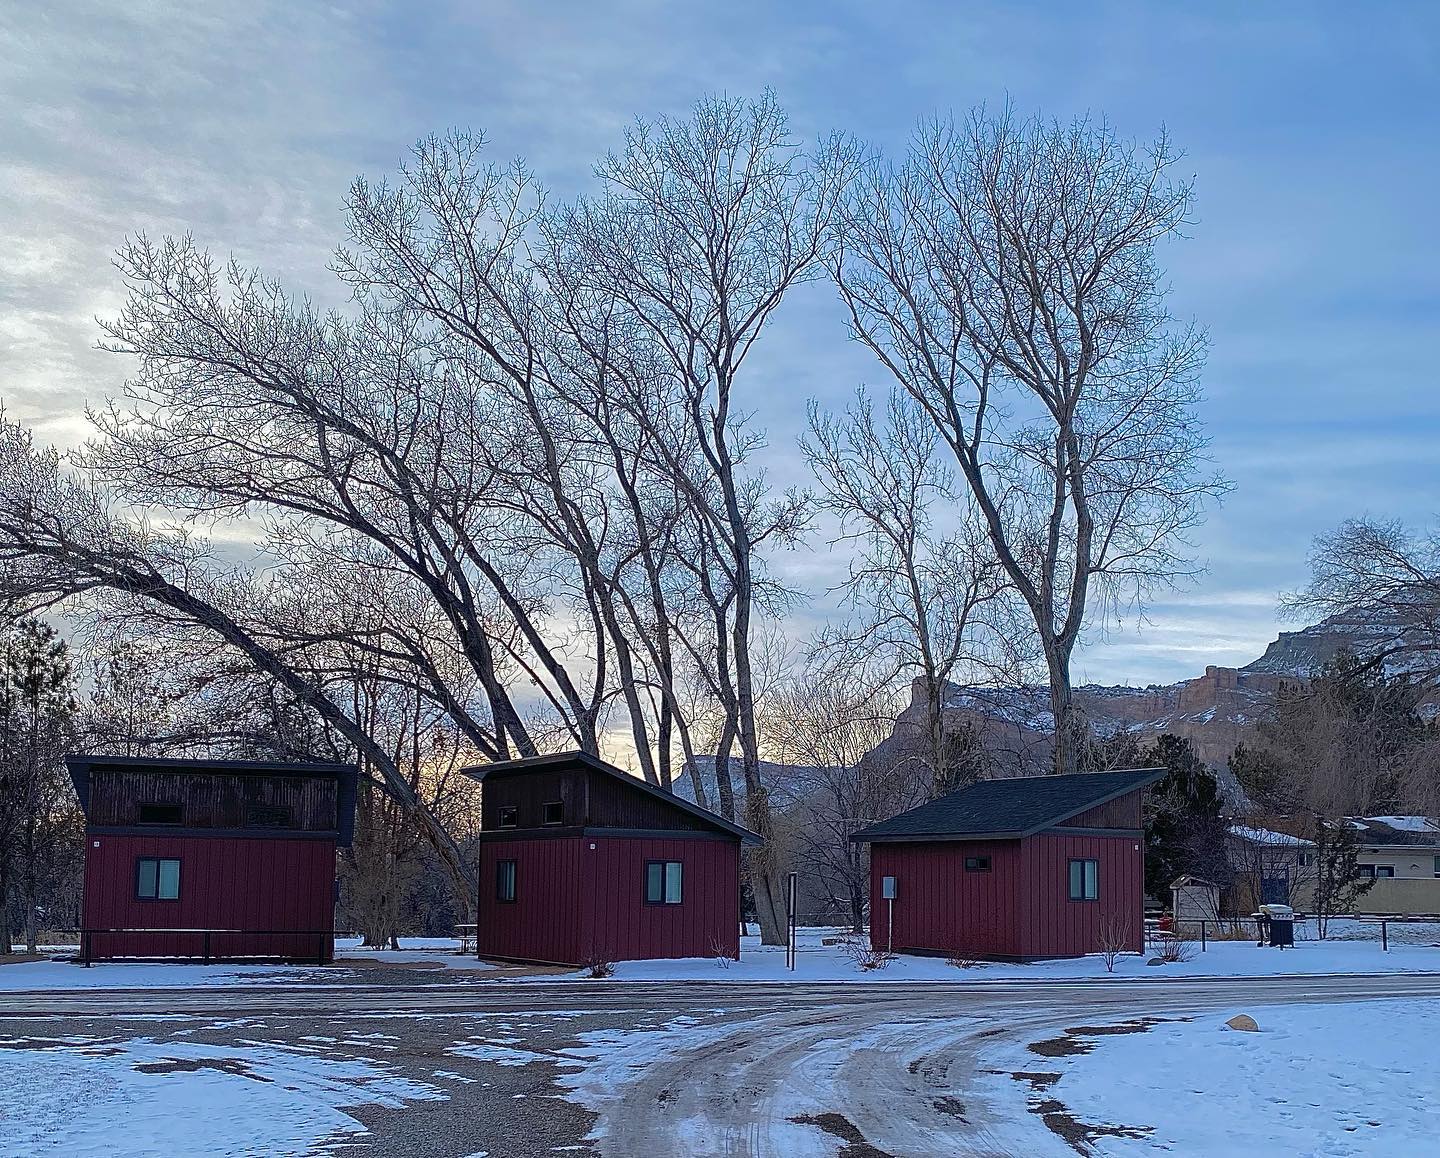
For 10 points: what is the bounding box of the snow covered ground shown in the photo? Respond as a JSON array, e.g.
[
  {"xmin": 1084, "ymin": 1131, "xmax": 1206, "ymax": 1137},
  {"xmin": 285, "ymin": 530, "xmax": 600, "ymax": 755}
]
[
  {"xmin": 0, "ymin": 937, "xmax": 495, "ymax": 990},
  {"xmin": 0, "ymin": 960, "xmax": 332, "ymax": 991},
  {"xmin": 576, "ymin": 924, "xmax": 1440, "ymax": 983},
  {"xmin": 0, "ymin": 1032, "xmax": 445, "ymax": 1157},
  {"xmin": 977, "ymin": 998, "xmax": 1440, "ymax": 1156},
  {"xmin": 333, "ymin": 936, "xmax": 495, "ymax": 972}
]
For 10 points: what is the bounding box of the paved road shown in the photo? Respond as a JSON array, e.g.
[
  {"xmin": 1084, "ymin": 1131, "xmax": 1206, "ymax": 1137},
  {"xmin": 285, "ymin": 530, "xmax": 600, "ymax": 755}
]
[
  {"xmin": 6, "ymin": 971, "xmax": 1438, "ymax": 1018},
  {"xmin": 7, "ymin": 974, "xmax": 1440, "ymax": 1156}
]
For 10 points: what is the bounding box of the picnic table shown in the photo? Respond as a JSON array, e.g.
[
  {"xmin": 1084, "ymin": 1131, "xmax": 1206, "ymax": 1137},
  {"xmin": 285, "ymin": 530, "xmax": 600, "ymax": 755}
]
[{"xmin": 456, "ymin": 923, "xmax": 477, "ymax": 955}]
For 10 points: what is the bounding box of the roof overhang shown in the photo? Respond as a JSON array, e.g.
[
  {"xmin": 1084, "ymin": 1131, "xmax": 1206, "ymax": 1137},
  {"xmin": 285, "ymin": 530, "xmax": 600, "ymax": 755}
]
[{"xmin": 851, "ymin": 767, "xmax": 1167, "ymax": 844}]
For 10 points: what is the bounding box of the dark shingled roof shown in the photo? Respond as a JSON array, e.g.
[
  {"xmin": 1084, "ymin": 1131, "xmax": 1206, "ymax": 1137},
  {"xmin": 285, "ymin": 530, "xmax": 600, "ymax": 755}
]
[
  {"xmin": 851, "ymin": 768, "xmax": 1165, "ymax": 843},
  {"xmin": 461, "ymin": 750, "xmax": 762, "ymax": 845}
]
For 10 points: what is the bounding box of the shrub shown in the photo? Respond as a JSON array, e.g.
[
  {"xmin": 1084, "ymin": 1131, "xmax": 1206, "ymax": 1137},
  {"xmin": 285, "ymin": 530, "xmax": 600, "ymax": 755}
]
[
  {"xmin": 1097, "ymin": 913, "xmax": 1129, "ymax": 973},
  {"xmin": 842, "ymin": 939, "xmax": 892, "ymax": 971},
  {"xmin": 1156, "ymin": 933, "xmax": 1194, "ymax": 964},
  {"xmin": 580, "ymin": 954, "xmax": 615, "ymax": 979}
]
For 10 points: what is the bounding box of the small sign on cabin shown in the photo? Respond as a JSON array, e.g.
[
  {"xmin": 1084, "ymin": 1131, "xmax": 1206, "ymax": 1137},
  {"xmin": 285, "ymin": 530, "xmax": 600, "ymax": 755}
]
[{"xmin": 881, "ymin": 875, "xmax": 898, "ymax": 900}]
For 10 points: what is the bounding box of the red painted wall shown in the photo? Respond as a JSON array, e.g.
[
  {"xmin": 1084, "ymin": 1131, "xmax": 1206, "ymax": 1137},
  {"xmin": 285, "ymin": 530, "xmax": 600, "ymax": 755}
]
[
  {"xmin": 582, "ymin": 836, "xmax": 740, "ymax": 962},
  {"xmin": 869, "ymin": 832, "xmax": 1145, "ymax": 959},
  {"xmin": 475, "ymin": 835, "xmax": 740, "ymax": 965},
  {"xmin": 868, "ymin": 840, "xmax": 1023, "ymax": 959},
  {"xmin": 475, "ymin": 837, "xmax": 586, "ymax": 965},
  {"xmin": 82, "ymin": 834, "xmax": 336, "ymax": 961},
  {"xmin": 1019, "ymin": 832, "xmax": 1145, "ymax": 957}
]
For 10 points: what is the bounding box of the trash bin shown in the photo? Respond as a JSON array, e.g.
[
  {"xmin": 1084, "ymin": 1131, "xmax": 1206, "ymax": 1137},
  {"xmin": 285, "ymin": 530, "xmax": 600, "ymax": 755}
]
[{"xmin": 1259, "ymin": 903, "xmax": 1294, "ymax": 949}]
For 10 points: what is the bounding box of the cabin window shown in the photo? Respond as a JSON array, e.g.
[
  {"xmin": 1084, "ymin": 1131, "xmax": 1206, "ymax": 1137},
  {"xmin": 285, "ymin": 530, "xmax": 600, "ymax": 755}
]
[
  {"xmin": 1068, "ymin": 858, "xmax": 1099, "ymax": 901},
  {"xmin": 1433, "ymin": 856, "xmax": 1440, "ymax": 879},
  {"xmin": 496, "ymin": 859, "xmax": 517, "ymax": 903},
  {"xmin": 541, "ymin": 801, "xmax": 564, "ymax": 826},
  {"xmin": 136, "ymin": 857, "xmax": 181, "ymax": 901},
  {"xmin": 137, "ymin": 803, "xmax": 183, "ymax": 826},
  {"xmin": 497, "ymin": 805, "xmax": 519, "ymax": 828},
  {"xmin": 645, "ymin": 861, "xmax": 683, "ymax": 905},
  {"xmin": 1358, "ymin": 864, "xmax": 1395, "ymax": 880},
  {"xmin": 244, "ymin": 803, "xmax": 292, "ymax": 828},
  {"xmin": 964, "ymin": 856, "xmax": 991, "ymax": 873}
]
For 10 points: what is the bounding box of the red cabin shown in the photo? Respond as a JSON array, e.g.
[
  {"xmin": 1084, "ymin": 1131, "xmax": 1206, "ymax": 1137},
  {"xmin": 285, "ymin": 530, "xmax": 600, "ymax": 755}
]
[
  {"xmin": 852, "ymin": 768, "xmax": 1163, "ymax": 961},
  {"xmin": 67, "ymin": 755, "xmax": 358, "ymax": 964},
  {"xmin": 465, "ymin": 751, "xmax": 760, "ymax": 966}
]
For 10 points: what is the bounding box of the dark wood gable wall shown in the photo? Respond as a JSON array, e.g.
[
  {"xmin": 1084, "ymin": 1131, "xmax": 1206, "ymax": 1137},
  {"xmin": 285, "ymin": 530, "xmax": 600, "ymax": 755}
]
[
  {"xmin": 480, "ymin": 767, "xmax": 585, "ymax": 830},
  {"xmin": 89, "ymin": 769, "xmax": 338, "ymax": 833},
  {"xmin": 1061, "ymin": 791, "xmax": 1143, "ymax": 830},
  {"xmin": 581, "ymin": 769, "xmax": 712, "ymax": 832},
  {"xmin": 480, "ymin": 766, "xmax": 717, "ymax": 833}
]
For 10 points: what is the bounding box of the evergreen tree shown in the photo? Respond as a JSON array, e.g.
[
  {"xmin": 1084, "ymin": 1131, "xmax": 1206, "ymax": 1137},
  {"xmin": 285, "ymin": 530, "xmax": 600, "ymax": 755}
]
[
  {"xmin": 0, "ymin": 618, "xmax": 79, "ymax": 953},
  {"xmin": 1311, "ymin": 814, "xmax": 1375, "ymax": 939},
  {"xmin": 1228, "ymin": 741, "xmax": 1297, "ymax": 813},
  {"xmin": 1141, "ymin": 734, "xmax": 1230, "ymax": 902}
]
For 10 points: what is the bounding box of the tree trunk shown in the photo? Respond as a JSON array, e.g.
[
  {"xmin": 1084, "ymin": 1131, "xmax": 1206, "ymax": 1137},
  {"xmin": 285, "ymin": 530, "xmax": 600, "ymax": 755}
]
[
  {"xmin": 22, "ymin": 812, "xmax": 37, "ymax": 954},
  {"xmin": 0, "ymin": 861, "xmax": 11, "ymax": 955},
  {"xmin": 924, "ymin": 676, "xmax": 948, "ymax": 797},
  {"xmin": 746, "ymin": 847, "xmax": 788, "ymax": 949},
  {"xmin": 1046, "ymin": 654, "xmax": 1086, "ymax": 776}
]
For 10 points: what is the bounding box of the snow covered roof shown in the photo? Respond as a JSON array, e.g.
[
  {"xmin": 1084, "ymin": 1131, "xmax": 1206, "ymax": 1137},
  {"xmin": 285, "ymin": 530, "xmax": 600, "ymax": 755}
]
[
  {"xmin": 1349, "ymin": 816, "xmax": 1440, "ymax": 847},
  {"xmin": 1228, "ymin": 825, "xmax": 1314, "ymax": 848},
  {"xmin": 1364, "ymin": 816, "xmax": 1440, "ymax": 834}
]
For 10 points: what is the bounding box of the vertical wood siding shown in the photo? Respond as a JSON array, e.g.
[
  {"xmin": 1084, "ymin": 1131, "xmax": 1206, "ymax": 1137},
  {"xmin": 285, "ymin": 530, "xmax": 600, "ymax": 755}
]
[
  {"xmin": 867, "ymin": 840, "xmax": 1023, "ymax": 958},
  {"xmin": 475, "ymin": 835, "xmax": 740, "ymax": 965},
  {"xmin": 479, "ymin": 769, "xmax": 586, "ymax": 831},
  {"xmin": 89, "ymin": 770, "xmax": 337, "ymax": 833},
  {"xmin": 869, "ymin": 832, "xmax": 1144, "ymax": 959},
  {"xmin": 82, "ymin": 834, "xmax": 336, "ymax": 961},
  {"xmin": 1063, "ymin": 793, "xmax": 1143, "ymax": 829},
  {"xmin": 581, "ymin": 836, "xmax": 739, "ymax": 962},
  {"xmin": 580, "ymin": 771, "xmax": 712, "ymax": 832},
  {"xmin": 1019, "ymin": 832, "xmax": 1145, "ymax": 956},
  {"xmin": 475, "ymin": 837, "xmax": 586, "ymax": 964}
]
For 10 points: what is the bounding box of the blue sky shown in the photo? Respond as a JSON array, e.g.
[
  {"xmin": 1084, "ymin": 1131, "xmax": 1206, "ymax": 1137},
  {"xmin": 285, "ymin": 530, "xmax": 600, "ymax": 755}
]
[{"xmin": 2, "ymin": 1, "xmax": 1437, "ymax": 686}]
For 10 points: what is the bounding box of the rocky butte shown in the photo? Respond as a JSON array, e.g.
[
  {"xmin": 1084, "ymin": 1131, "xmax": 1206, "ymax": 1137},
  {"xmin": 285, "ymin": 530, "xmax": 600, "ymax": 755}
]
[{"xmin": 896, "ymin": 611, "xmax": 1435, "ymax": 792}]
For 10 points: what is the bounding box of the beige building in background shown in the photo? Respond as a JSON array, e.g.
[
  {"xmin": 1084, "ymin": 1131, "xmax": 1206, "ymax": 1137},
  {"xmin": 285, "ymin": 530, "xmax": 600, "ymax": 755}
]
[
  {"xmin": 1227, "ymin": 817, "xmax": 1440, "ymax": 916},
  {"xmin": 1344, "ymin": 817, "xmax": 1440, "ymax": 915}
]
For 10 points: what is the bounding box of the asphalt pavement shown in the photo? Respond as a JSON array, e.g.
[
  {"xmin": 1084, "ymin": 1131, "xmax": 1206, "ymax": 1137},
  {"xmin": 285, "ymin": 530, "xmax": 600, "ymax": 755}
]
[{"xmin": 5, "ymin": 972, "xmax": 1439, "ymax": 1156}]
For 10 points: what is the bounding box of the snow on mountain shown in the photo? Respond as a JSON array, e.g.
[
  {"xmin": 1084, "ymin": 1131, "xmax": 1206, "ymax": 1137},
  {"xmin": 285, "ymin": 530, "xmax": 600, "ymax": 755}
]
[{"xmin": 915, "ymin": 610, "xmax": 1437, "ymax": 790}]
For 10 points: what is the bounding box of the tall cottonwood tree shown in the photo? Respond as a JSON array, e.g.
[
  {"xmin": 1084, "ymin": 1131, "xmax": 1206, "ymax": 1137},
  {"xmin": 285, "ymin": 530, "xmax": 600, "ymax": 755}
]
[
  {"xmin": 829, "ymin": 108, "xmax": 1229, "ymax": 775},
  {"xmin": 1288, "ymin": 518, "xmax": 1440, "ymax": 686},
  {"xmin": 1, "ymin": 94, "xmax": 844, "ymax": 945},
  {"xmin": 805, "ymin": 388, "xmax": 1023, "ymax": 797},
  {"xmin": 549, "ymin": 93, "xmax": 856, "ymax": 940},
  {"xmin": 0, "ymin": 416, "xmax": 479, "ymax": 902},
  {"xmin": 763, "ymin": 682, "xmax": 927, "ymax": 932}
]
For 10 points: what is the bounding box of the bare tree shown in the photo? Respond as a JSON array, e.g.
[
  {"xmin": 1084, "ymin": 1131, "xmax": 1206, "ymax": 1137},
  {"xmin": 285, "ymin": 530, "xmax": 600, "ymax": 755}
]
[
  {"xmin": 550, "ymin": 92, "xmax": 857, "ymax": 942},
  {"xmin": 1287, "ymin": 518, "xmax": 1440, "ymax": 686},
  {"xmin": 829, "ymin": 107, "xmax": 1230, "ymax": 774},
  {"xmin": 805, "ymin": 387, "xmax": 1025, "ymax": 796},
  {"xmin": 763, "ymin": 680, "xmax": 927, "ymax": 932},
  {"xmin": 0, "ymin": 415, "xmax": 479, "ymax": 906}
]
